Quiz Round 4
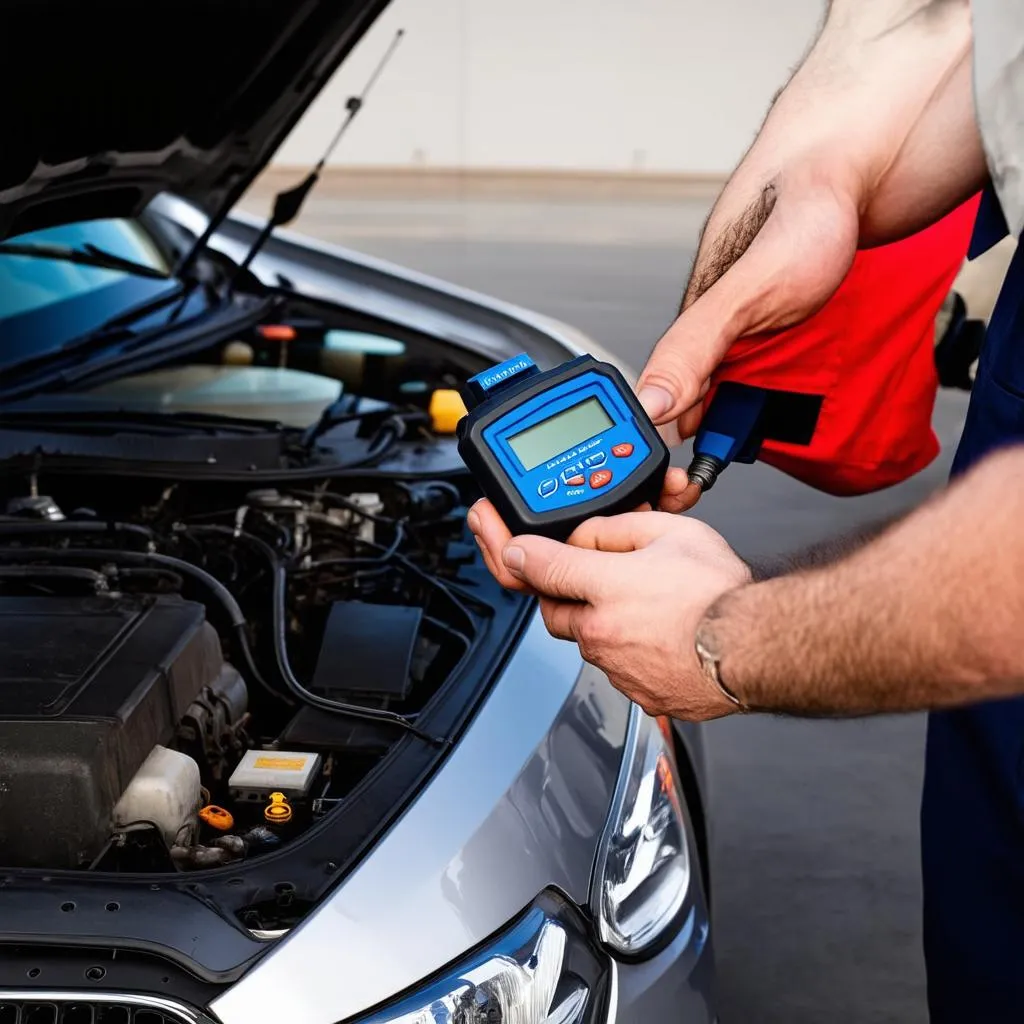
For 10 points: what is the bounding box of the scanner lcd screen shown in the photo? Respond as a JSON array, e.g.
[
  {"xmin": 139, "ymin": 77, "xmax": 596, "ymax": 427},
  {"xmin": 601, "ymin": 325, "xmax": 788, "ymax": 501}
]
[{"xmin": 507, "ymin": 396, "xmax": 613, "ymax": 471}]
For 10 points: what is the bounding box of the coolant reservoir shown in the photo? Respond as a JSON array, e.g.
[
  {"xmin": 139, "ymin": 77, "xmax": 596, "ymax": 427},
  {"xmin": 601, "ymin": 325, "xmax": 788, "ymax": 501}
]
[
  {"xmin": 113, "ymin": 745, "xmax": 202, "ymax": 848},
  {"xmin": 79, "ymin": 365, "xmax": 342, "ymax": 428}
]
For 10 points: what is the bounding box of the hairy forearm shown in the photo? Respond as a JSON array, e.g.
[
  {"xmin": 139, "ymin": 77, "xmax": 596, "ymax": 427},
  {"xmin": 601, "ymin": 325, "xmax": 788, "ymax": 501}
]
[
  {"xmin": 748, "ymin": 512, "xmax": 901, "ymax": 581},
  {"xmin": 702, "ymin": 447, "xmax": 1024, "ymax": 716},
  {"xmin": 682, "ymin": 0, "xmax": 978, "ymax": 308}
]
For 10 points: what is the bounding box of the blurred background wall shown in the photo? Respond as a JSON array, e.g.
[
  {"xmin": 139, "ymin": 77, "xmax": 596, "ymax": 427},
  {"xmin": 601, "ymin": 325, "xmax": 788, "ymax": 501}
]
[{"xmin": 272, "ymin": 0, "xmax": 825, "ymax": 178}]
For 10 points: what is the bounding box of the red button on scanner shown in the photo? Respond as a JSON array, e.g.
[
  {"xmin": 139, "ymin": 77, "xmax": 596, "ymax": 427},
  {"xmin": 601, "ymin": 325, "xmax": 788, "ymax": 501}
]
[
  {"xmin": 589, "ymin": 470, "xmax": 613, "ymax": 489},
  {"xmin": 611, "ymin": 443, "xmax": 634, "ymax": 458},
  {"xmin": 565, "ymin": 474, "xmax": 585, "ymax": 487}
]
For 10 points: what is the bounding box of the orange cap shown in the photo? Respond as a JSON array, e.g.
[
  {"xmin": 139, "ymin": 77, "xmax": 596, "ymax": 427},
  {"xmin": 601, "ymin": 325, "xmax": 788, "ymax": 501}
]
[{"xmin": 199, "ymin": 805, "xmax": 234, "ymax": 831}]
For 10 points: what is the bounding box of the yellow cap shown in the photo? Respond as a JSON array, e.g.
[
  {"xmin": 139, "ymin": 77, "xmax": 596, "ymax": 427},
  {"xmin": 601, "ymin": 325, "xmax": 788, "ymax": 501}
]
[
  {"xmin": 264, "ymin": 792, "xmax": 293, "ymax": 824},
  {"xmin": 428, "ymin": 389, "xmax": 467, "ymax": 435},
  {"xmin": 199, "ymin": 805, "xmax": 234, "ymax": 832}
]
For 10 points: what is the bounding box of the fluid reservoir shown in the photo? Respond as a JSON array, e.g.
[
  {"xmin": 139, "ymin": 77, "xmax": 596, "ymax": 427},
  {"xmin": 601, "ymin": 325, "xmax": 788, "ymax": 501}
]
[
  {"xmin": 78, "ymin": 365, "xmax": 342, "ymax": 428},
  {"xmin": 113, "ymin": 745, "xmax": 202, "ymax": 848}
]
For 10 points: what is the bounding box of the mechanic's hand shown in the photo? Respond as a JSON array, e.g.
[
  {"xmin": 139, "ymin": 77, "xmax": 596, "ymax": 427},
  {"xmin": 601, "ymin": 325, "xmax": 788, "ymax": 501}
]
[
  {"xmin": 467, "ymin": 500, "xmax": 752, "ymax": 721},
  {"xmin": 636, "ymin": 173, "xmax": 859, "ymax": 444}
]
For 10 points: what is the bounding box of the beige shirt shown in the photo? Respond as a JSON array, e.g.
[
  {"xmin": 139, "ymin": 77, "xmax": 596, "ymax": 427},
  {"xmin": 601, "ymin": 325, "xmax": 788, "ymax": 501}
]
[{"xmin": 973, "ymin": 1, "xmax": 1024, "ymax": 236}]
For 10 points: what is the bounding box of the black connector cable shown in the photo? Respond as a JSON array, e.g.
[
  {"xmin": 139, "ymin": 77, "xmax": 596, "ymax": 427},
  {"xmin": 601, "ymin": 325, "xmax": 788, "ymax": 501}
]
[{"xmin": 687, "ymin": 382, "xmax": 824, "ymax": 494}]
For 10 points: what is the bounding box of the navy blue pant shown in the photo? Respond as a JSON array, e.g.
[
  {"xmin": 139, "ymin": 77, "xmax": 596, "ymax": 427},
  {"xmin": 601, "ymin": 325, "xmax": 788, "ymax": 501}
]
[{"xmin": 922, "ymin": 203, "xmax": 1024, "ymax": 1021}]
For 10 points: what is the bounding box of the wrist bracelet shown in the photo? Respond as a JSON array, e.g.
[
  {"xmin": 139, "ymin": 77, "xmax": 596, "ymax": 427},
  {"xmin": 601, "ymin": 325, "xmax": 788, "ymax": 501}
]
[{"xmin": 694, "ymin": 618, "xmax": 751, "ymax": 713}]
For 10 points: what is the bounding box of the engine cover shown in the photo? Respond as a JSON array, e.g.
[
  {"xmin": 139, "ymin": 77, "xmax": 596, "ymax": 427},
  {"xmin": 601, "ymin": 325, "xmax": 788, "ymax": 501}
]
[{"xmin": 0, "ymin": 595, "xmax": 222, "ymax": 868}]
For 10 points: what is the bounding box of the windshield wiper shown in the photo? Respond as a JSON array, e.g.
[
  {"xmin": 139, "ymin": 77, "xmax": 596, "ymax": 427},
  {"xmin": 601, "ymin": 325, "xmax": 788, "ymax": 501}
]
[
  {"xmin": 0, "ymin": 285, "xmax": 188, "ymax": 389},
  {"xmin": 0, "ymin": 241, "xmax": 171, "ymax": 280}
]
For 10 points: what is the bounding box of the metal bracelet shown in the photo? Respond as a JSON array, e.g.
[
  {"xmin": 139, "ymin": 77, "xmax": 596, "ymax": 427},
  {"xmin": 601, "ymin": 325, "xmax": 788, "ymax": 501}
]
[{"xmin": 694, "ymin": 622, "xmax": 751, "ymax": 713}]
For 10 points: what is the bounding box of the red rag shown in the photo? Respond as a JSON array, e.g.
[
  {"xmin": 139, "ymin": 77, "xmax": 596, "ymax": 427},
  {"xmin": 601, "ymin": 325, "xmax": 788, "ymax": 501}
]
[{"xmin": 706, "ymin": 193, "xmax": 981, "ymax": 496}]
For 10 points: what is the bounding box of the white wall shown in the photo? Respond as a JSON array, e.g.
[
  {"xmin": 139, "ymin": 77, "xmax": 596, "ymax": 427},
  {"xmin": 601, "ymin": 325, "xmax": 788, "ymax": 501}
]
[{"xmin": 273, "ymin": 0, "xmax": 825, "ymax": 175}]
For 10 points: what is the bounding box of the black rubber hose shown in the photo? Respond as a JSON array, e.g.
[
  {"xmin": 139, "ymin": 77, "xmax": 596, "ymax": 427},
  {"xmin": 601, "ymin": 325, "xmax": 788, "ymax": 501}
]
[
  {"xmin": 113, "ymin": 567, "xmax": 185, "ymax": 590},
  {"xmin": 182, "ymin": 524, "xmax": 443, "ymax": 744},
  {"xmin": 232, "ymin": 623, "xmax": 293, "ymax": 706},
  {"xmin": 341, "ymin": 419, "xmax": 401, "ymax": 468},
  {"xmin": 0, "ymin": 546, "xmax": 242, "ymax": 620},
  {"xmin": 0, "ymin": 545, "xmax": 283, "ymax": 703},
  {"xmin": 0, "ymin": 520, "xmax": 155, "ymax": 544},
  {"xmin": 0, "ymin": 564, "xmax": 109, "ymax": 590},
  {"xmin": 392, "ymin": 553, "xmax": 483, "ymax": 632},
  {"xmin": 270, "ymin": 560, "xmax": 442, "ymax": 745}
]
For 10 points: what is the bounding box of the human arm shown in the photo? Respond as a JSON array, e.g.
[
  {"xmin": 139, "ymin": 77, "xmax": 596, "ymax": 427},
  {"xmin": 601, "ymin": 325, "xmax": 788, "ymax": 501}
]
[
  {"xmin": 747, "ymin": 511, "xmax": 900, "ymax": 581},
  {"xmin": 468, "ymin": 445, "xmax": 1024, "ymax": 721},
  {"xmin": 637, "ymin": 0, "xmax": 987, "ymax": 442},
  {"xmin": 703, "ymin": 446, "xmax": 1024, "ymax": 716}
]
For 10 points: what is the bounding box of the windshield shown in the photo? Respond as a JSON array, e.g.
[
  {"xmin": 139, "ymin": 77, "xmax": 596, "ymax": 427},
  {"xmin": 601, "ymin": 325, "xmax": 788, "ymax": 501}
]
[
  {"xmin": 0, "ymin": 217, "xmax": 184, "ymax": 374},
  {"xmin": 0, "ymin": 218, "xmax": 170, "ymax": 321}
]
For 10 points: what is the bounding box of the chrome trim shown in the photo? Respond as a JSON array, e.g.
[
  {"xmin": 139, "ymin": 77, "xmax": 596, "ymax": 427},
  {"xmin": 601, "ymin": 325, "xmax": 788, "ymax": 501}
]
[
  {"xmin": 605, "ymin": 957, "xmax": 619, "ymax": 1023},
  {"xmin": 591, "ymin": 703, "xmax": 644, "ymax": 925},
  {"xmin": 0, "ymin": 991, "xmax": 217, "ymax": 1023}
]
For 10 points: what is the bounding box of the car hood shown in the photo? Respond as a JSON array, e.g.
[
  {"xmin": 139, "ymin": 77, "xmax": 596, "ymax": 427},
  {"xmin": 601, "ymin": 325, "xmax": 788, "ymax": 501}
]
[{"xmin": 0, "ymin": 0, "xmax": 388, "ymax": 243}]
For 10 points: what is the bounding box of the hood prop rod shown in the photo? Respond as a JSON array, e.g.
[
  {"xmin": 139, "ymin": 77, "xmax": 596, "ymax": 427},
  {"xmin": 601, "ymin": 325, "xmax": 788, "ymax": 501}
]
[{"xmin": 177, "ymin": 28, "xmax": 405, "ymax": 286}]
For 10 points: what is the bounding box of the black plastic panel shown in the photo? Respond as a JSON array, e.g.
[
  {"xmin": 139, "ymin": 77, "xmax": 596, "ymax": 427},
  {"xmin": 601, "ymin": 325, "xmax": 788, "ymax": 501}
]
[
  {"xmin": 312, "ymin": 601, "xmax": 422, "ymax": 701},
  {"xmin": 0, "ymin": 596, "xmax": 221, "ymax": 868}
]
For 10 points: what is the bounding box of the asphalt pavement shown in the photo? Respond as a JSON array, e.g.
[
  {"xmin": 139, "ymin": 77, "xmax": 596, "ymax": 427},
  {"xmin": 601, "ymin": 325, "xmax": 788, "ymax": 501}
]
[{"xmin": 244, "ymin": 184, "xmax": 979, "ymax": 1023}]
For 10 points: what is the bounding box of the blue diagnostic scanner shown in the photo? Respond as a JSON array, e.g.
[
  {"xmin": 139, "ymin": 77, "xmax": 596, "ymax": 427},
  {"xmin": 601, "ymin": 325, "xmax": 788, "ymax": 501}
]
[{"xmin": 457, "ymin": 353, "xmax": 669, "ymax": 540}]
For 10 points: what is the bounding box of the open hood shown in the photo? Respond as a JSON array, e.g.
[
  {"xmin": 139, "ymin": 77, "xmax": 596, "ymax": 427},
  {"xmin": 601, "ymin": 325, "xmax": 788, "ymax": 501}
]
[{"xmin": 0, "ymin": 0, "xmax": 388, "ymax": 242}]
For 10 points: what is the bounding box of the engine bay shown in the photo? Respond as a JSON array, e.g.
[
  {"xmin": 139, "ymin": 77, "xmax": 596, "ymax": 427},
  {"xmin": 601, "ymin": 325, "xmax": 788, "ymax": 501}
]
[
  {"xmin": 0, "ymin": 202, "xmax": 577, "ymax": 948},
  {"xmin": 0, "ymin": 469, "xmax": 503, "ymax": 878}
]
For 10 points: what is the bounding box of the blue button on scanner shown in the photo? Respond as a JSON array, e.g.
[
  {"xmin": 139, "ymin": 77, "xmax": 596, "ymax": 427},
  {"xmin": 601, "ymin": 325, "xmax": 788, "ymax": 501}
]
[
  {"xmin": 585, "ymin": 451, "xmax": 607, "ymax": 468},
  {"xmin": 538, "ymin": 478, "xmax": 558, "ymax": 498}
]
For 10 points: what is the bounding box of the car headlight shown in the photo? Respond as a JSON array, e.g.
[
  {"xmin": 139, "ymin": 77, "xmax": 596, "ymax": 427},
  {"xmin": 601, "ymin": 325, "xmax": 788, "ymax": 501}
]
[
  {"xmin": 356, "ymin": 891, "xmax": 610, "ymax": 1024},
  {"xmin": 591, "ymin": 706, "xmax": 692, "ymax": 957}
]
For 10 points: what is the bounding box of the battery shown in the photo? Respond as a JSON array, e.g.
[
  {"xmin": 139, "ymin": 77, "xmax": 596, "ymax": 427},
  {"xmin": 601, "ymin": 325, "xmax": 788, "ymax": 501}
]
[{"xmin": 228, "ymin": 749, "xmax": 322, "ymax": 801}]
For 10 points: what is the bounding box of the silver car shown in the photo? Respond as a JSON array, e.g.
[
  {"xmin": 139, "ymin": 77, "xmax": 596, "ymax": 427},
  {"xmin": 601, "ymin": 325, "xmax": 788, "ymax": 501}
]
[{"xmin": 0, "ymin": 2, "xmax": 714, "ymax": 1021}]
